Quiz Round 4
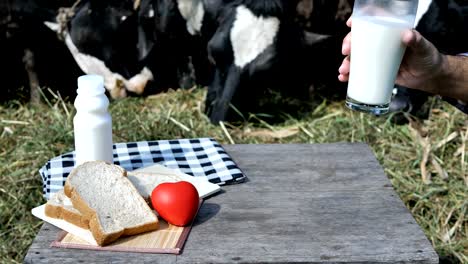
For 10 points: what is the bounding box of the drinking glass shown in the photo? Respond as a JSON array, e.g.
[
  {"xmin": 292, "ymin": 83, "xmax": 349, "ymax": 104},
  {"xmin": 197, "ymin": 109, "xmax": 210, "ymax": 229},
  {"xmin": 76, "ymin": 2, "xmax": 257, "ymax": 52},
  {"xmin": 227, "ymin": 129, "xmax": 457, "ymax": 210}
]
[{"xmin": 345, "ymin": 0, "xmax": 419, "ymax": 115}]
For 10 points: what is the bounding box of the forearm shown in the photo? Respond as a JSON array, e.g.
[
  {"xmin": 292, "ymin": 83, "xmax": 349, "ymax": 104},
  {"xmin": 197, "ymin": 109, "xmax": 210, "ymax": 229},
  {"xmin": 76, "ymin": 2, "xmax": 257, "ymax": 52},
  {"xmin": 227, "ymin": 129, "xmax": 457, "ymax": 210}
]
[{"xmin": 430, "ymin": 55, "xmax": 468, "ymax": 102}]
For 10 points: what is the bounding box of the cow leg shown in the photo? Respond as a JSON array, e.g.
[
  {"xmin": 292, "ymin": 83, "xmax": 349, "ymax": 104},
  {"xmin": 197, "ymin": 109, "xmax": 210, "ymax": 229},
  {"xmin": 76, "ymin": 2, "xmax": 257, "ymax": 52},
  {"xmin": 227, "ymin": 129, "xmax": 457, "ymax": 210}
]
[
  {"xmin": 205, "ymin": 69, "xmax": 222, "ymax": 117},
  {"xmin": 191, "ymin": 39, "xmax": 214, "ymax": 87},
  {"xmin": 209, "ymin": 65, "xmax": 241, "ymax": 123},
  {"xmin": 23, "ymin": 48, "xmax": 41, "ymax": 104},
  {"xmin": 177, "ymin": 57, "xmax": 196, "ymax": 89}
]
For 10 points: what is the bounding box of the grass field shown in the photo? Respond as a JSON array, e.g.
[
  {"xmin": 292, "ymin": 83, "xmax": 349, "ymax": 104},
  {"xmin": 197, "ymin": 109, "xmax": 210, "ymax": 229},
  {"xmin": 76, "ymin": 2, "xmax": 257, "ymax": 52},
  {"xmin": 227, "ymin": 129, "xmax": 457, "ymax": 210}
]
[{"xmin": 0, "ymin": 88, "xmax": 466, "ymax": 263}]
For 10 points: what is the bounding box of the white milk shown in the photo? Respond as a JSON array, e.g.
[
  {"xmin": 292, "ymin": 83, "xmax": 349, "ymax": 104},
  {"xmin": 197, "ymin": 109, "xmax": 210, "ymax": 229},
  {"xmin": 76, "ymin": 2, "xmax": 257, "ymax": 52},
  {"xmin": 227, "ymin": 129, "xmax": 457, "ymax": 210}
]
[
  {"xmin": 73, "ymin": 75, "xmax": 113, "ymax": 166},
  {"xmin": 347, "ymin": 16, "xmax": 411, "ymax": 105}
]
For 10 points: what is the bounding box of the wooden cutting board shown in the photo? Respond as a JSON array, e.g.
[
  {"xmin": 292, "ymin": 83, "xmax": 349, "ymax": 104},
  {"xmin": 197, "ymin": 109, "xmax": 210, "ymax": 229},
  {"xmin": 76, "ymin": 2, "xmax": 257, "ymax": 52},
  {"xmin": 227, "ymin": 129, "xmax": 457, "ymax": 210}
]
[
  {"xmin": 32, "ymin": 203, "xmax": 198, "ymax": 254},
  {"xmin": 51, "ymin": 221, "xmax": 191, "ymax": 254},
  {"xmin": 51, "ymin": 216, "xmax": 193, "ymax": 254}
]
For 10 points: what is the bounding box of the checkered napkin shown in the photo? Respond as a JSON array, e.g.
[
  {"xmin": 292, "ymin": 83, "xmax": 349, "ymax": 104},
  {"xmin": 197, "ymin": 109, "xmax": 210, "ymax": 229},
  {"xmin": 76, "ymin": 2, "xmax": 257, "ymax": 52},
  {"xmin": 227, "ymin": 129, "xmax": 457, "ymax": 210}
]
[{"xmin": 39, "ymin": 138, "xmax": 246, "ymax": 200}]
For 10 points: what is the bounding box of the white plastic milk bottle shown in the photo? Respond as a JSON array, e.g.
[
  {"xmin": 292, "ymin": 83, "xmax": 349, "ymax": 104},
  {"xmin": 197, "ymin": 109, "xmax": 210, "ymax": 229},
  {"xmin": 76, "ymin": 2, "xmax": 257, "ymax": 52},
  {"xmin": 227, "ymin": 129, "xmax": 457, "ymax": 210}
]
[{"xmin": 73, "ymin": 75, "xmax": 113, "ymax": 166}]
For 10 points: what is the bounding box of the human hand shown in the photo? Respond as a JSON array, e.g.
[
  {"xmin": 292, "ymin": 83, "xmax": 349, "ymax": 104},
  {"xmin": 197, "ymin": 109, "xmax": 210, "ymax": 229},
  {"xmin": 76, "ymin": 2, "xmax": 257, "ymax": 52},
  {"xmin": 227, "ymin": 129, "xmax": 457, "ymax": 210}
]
[
  {"xmin": 338, "ymin": 18, "xmax": 446, "ymax": 95},
  {"xmin": 338, "ymin": 18, "xmax": 352, "ymax": 83}
]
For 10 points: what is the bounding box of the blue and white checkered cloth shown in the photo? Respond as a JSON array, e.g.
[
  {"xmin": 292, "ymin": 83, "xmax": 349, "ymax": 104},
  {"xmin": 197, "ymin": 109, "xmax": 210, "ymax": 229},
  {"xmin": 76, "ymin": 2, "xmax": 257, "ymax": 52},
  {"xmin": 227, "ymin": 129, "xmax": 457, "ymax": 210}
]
[{"xmin": 39, "ymin": 138, "xmax": 246, "ymax": 200}]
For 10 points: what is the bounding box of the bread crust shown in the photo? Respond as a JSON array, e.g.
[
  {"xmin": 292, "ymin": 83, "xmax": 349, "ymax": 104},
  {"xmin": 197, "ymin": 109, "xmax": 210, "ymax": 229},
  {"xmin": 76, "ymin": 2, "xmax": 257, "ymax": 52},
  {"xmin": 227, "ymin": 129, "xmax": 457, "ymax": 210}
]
[
  {"xmin": 44, "ymin": 203, "xmax": 89, "ymax": 229},
  {"xmin": 64, "ymin": 162, "xmax": 159, "ymax": 246}
]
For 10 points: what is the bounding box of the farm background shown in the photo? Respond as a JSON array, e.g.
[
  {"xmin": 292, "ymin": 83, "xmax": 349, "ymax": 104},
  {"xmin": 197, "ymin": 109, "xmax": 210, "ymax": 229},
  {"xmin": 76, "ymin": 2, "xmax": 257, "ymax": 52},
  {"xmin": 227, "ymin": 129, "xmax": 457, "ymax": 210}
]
[{"xmin": 0, "ymin": 0, "xmax": 467, "ymax": 263}]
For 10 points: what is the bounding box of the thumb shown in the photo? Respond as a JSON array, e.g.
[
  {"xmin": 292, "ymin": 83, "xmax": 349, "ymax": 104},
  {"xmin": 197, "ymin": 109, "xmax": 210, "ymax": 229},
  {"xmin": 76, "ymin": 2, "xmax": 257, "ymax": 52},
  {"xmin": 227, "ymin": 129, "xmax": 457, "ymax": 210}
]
[{"xmin": 402, "ymin": 29, "xmax": 419, "ymax": 47}]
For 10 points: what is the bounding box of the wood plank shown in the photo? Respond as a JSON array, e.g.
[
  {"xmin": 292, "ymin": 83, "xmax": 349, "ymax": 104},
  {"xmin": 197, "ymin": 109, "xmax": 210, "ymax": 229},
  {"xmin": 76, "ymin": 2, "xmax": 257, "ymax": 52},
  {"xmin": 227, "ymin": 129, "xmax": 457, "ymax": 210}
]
[
  {"xmin": 24, "ymin": 143, "xmax": 438, "ymax": 263},
  {"xmin": 224, "ymin": 143, "xmax": 391, "ymax": 192},
  {"xmin": 180, "ymin": 189, "xmax": 437, "ymax": 263}
]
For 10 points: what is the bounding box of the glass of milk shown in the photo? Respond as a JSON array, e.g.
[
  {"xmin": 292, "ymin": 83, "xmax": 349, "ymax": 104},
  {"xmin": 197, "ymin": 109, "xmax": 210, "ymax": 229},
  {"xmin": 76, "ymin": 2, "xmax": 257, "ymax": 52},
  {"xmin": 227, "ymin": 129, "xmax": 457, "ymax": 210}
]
[{"xmin": 345, "ymin": 0, "xmax": 419, "ymax": 115}]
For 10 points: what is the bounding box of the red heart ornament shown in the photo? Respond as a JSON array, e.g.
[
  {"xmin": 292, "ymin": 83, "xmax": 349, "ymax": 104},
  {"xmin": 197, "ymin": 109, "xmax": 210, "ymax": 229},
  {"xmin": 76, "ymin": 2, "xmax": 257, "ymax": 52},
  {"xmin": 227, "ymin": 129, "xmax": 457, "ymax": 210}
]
[{"xmin": 151, "ymin": 181, "xmax": 199, "ymax": 226}]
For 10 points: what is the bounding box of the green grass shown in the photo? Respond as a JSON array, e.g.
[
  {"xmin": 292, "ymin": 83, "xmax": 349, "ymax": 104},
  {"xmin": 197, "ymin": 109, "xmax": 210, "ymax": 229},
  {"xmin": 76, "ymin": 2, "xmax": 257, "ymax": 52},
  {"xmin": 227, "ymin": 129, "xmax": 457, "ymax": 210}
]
[{"xmin": 0, "ymin": 88, "xmax": 466, "ymax": 263}]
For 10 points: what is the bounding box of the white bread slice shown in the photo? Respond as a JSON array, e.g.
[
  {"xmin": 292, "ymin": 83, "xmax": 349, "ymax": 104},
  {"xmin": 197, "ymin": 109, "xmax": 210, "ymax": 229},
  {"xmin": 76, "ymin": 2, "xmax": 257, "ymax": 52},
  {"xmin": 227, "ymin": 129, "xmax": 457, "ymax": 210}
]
[
  {"xmin": 64, "ymin": 161, "xmax": 159, "ymax": 246},
  {"xmin": 127, "ymin": 171, "xmax": 182, "ymax": 204},
  {"xmin": 45, "ymin": 189, "xmax": 89, "ymax": 229}
]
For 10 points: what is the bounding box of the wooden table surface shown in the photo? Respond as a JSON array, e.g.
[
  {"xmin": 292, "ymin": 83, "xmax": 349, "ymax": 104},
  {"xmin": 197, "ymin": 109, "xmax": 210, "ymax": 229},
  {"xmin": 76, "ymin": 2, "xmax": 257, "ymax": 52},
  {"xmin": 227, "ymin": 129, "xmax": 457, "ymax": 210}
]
[{"xmin": 24, "ymin": 143, "xmax": 439, "ymax": 263}]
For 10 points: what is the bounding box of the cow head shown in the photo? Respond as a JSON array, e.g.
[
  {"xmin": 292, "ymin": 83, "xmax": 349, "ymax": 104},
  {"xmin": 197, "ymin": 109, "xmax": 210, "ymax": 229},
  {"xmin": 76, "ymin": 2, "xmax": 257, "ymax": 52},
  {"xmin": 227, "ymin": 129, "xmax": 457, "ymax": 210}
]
[
  {"xmin": 69, "ymin": 0, "xmax": 139, "ymax": 76},
  {"xmin": 205, "ymin": 0, "xmax": 334, "ymax": 123},
  {"xmin": 205, "ymin": 0, "xmax": 286, "ymax": 122}
]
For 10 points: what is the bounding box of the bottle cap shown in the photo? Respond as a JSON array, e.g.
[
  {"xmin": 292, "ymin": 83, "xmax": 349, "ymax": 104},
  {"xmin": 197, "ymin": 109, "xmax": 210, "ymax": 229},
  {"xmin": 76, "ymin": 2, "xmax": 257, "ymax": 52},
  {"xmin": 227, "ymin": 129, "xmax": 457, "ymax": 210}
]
[{"xmin": 77, "ymin": 75, "xmax": 105, "ymax": 96}]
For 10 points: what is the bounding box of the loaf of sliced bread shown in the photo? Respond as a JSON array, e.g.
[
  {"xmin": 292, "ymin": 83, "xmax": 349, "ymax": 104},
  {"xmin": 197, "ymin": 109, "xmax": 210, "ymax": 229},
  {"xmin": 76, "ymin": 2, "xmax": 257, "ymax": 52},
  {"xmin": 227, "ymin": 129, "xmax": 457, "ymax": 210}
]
[
  {"xmin": 45, "ymin": 189, "xmax": 88, "ymax": 228},
  {"xmin": 44, "ymin": 170, "xmax": 182, "ymax": 231},
  {"xmin": 64, "ymin": 161, "xmax": 159, "ymax": 246}
]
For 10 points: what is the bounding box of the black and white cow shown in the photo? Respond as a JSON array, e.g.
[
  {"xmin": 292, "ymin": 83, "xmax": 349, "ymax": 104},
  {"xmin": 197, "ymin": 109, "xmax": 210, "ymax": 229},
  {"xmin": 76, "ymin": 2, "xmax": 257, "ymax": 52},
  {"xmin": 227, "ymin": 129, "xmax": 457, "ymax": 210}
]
[
  {"xmin": 390, "ymin": 0, "xmax": 468, "ymax": 120},
  {"xmin": 137, "ymin": 0, "xmax": 224, "ymax": 91},
  {"xmin": 417, "ymin": 0, "xmax": 468, "ymax": 55},
  {"xmin": 205, "ymin": 0, "xmax": 342, "ymax": 123},
  {"xmin": 59, "ymin": 0, "xmax": 222, "ymax": 97},
  {"xmin": 42, "ymin": 0, "xmax": 223, "ymax": 99},
  {"xmin": 54, "ymin": 0, "xmax": 157, "ymax": 98},
  {"xmin": 69, "ymin": 0, "xmax": 139, "ymax": 77},
  {"xmin": 1, "ymin": 0, "xmax": 153, "ymax": 101}
]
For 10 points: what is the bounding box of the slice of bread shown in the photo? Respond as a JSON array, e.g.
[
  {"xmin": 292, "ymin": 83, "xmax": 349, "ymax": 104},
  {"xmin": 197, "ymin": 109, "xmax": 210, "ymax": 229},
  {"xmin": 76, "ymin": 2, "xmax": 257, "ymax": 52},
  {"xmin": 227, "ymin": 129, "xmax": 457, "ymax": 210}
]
[
  {"xmin": 45, "ymin": 189, "xmax": 89, "ymax": 229},
  {"xmin": 64, "ymin": 161, "xmax": 159, "ymax": 246},
  {"xmin": 127, "ymin": 171, "xmax": 182, "ymax": 204}
]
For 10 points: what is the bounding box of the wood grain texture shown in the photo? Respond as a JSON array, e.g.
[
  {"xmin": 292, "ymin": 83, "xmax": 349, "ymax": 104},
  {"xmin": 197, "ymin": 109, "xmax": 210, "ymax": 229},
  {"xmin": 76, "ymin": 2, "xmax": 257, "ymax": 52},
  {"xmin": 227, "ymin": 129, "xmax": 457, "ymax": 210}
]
[{"xmin": 24, "ymin": 143, "xmax": 439, "ymax": 264}]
